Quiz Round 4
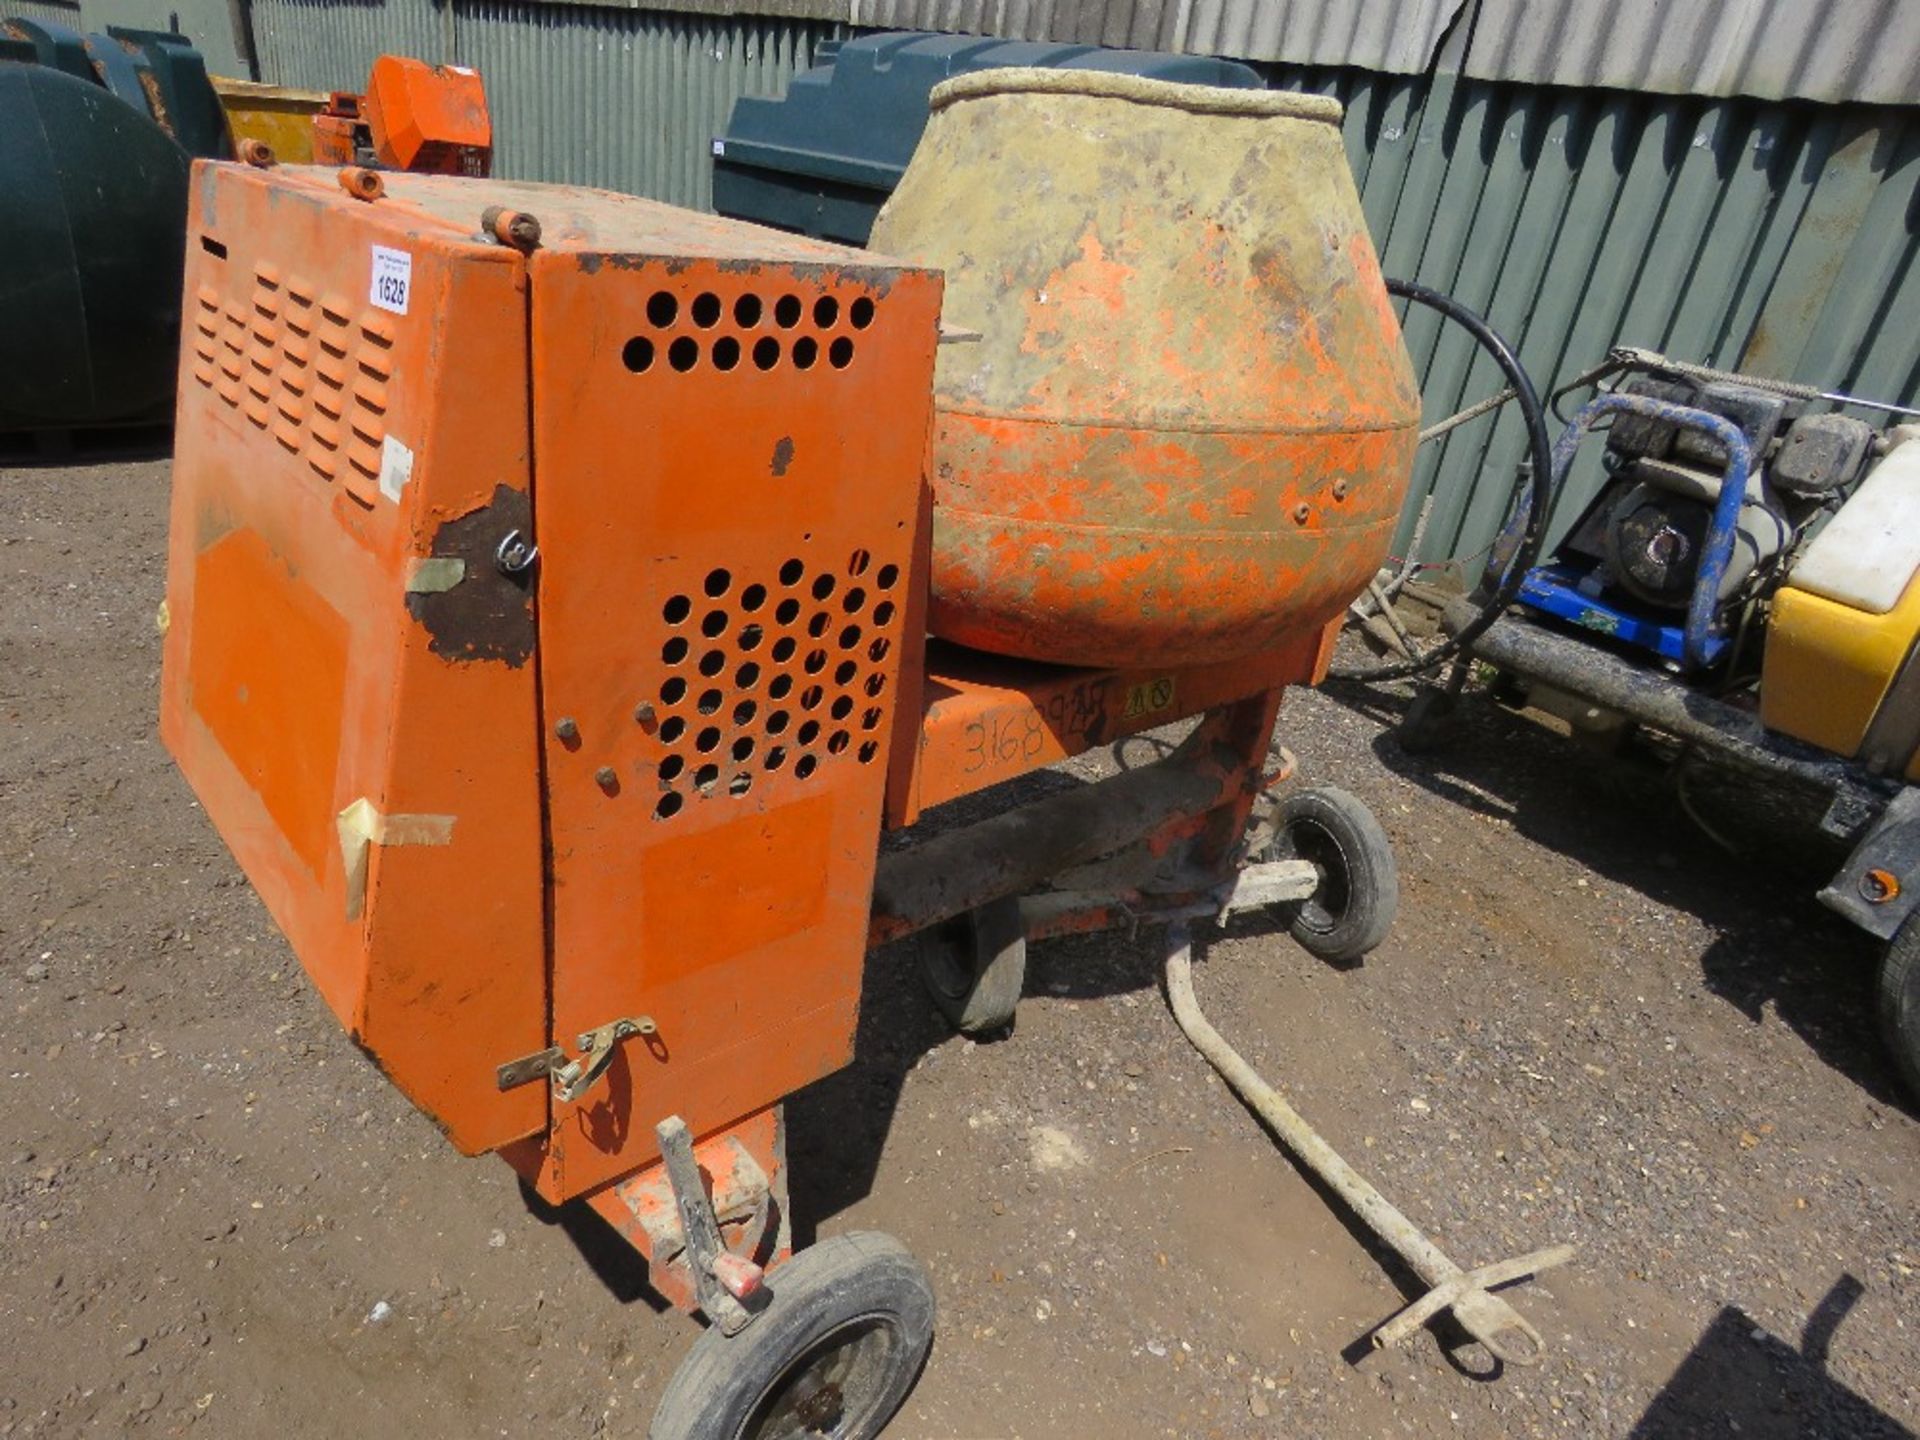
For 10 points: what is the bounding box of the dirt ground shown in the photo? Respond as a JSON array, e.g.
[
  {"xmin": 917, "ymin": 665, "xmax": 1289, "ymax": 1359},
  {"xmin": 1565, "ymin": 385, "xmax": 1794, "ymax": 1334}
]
[{"xmin": 3, "ymin": 457, "xmax": 1917, "ymax": 1440}]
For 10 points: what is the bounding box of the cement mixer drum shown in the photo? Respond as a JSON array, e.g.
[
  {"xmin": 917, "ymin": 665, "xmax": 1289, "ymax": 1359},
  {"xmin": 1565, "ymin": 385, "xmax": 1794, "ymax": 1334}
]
[{"xmin": 869, "ymin": 70, "xmax": 1422, "ymax": 667}]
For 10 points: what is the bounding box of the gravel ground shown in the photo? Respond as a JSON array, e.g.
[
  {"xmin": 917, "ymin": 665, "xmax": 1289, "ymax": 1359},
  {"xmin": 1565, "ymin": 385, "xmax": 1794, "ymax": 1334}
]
[{"xmin": 2, "ymin": 457, "xmax": 1916, "ymax": 1438}]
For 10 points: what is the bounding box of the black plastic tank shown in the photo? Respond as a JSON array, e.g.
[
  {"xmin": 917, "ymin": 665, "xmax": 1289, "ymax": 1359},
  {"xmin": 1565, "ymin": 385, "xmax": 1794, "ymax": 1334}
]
[
  {"xmin": 712, "ymin": 31, "xmax": 1263, "ymax": 244},
  {"xmin": 0, "ymin": 20, "xmax": 225, "ymax": 437}
]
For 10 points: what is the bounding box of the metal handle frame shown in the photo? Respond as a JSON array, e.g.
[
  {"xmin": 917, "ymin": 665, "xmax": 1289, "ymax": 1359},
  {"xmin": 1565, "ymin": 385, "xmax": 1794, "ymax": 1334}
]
[{"xmin": 1549, "ymin": 391, "xmax": 1754, "ymax": 672}]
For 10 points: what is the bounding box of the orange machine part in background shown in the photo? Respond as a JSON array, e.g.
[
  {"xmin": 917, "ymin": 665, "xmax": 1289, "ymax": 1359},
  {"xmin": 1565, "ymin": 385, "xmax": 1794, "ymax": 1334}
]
[
  {"xmin": 362, "ymin": 56, "xmax": 491, "ymax": 174},
  {"xmin": 307, "ymin": 91, "xmax": 360, "ymax": 167},
  {"xmin": 310, "ymin": 57, "xmax": 492, "ymax": 175}
]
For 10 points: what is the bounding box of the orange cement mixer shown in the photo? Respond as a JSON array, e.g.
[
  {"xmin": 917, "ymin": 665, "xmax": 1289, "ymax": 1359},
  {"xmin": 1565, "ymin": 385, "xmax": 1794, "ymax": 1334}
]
[
  {"xmin": 158, "ymin": 71, "xmax": 1436, "ymax": 1439},
  {"xmin": 870, "ymin": 70, "xmax": 1421, "ymax": 667}
]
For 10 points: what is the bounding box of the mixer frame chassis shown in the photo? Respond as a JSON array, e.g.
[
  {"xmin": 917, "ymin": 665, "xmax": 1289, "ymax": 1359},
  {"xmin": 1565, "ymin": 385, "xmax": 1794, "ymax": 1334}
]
[{"xmin": 520, "ymin": 628, "xmax": 1342, "ymax": 1393}]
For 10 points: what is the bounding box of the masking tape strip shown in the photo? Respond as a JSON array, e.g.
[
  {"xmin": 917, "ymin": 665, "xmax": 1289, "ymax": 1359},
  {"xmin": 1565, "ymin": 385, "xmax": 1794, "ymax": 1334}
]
[
  {"xmin": 405, "ymin": 557, "xmax": 466, "ymax": 594},
  {"xmin": 336, "ymin": 797, "xmax": 456, "ymax": 920}
]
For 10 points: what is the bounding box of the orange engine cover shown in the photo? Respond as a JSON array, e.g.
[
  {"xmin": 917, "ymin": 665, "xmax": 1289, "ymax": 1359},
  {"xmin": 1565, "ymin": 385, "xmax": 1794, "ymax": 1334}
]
[{"xmin": 161, "ymin": 162, "xmax": 942, "ymax": 1182}]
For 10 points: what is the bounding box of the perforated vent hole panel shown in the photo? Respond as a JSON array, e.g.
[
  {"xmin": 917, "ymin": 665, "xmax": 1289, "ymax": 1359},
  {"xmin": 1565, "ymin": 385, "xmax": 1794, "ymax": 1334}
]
[
  {"xmin": 649, "ymin": 547, "xmax": 904, "ymax": 818},
  {"xmin": 621, "ymin": 284, "xmax": 873, "ymax": 378}
]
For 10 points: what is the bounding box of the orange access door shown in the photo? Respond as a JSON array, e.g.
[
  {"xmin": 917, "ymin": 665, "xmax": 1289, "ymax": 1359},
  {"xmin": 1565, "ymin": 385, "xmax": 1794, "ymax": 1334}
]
[
  {"xmin": 522, "ymin": 228, "xmax": 942, "ymax": 1201},
  {"xmin": 159, "ymin": 164, "xmax": 549, "ymax": 1155}
]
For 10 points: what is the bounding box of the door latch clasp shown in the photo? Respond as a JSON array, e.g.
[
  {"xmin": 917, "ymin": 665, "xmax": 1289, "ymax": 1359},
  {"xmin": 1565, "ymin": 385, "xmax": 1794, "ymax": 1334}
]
[
  {"xmin": 553, "ymin": 1015, "xmax": 657, "ymax": 1103},
  {"xmin": 495, "ymin": 1014, "xmax": 657, "ymax": 1103}
]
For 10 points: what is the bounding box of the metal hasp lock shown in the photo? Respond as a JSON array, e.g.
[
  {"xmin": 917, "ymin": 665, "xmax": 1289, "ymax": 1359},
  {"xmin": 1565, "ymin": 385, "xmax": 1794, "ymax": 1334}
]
[
  {"xmin": 657, "ymin": 1115, "xmax": 768, "ymax": 1336},
  {"xmin": 553, "ymin": 1015, "xmax": 656, "ymax": 1103},
  {"xmin": 494, "ymin": 528, "xmax": 538, "ymax": 576},
  {"xmin": 495, "ymin": 1015, "xmax": 656, "ymax": 1103}
]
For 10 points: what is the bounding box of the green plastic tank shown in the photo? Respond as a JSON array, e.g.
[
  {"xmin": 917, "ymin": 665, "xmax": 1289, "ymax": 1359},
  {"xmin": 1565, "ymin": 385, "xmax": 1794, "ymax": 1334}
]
[{"xmin": 0, "ymin": 21, "xmax": 224, "ymax": 435}]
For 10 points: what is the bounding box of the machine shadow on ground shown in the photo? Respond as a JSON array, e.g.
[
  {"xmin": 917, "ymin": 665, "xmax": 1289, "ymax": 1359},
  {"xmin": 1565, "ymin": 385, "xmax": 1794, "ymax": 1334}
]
[
  {"xmin": 516, "ymin": 1178, "xmax": 673, "ymax": 1313},
  {"xmin": 798, "ymin": 912, "xmax": 1521, "ymax": 1380},
  {"xmin": 1322, "ymin": 675, "xmax": 1911, "ymax": 1113},
  {"xmin": 787, "ymin": 753, "xmax": 1308, "ymax": 1248},
  {"xmin": 1629, "ymin": 1276, "xmax": 1916, "ymax": 1438}
]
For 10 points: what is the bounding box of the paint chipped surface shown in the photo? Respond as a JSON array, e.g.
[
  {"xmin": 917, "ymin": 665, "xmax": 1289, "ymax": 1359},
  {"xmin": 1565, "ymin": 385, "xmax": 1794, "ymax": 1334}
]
[
  {"xmin": 871, "ymin": 75, "xmax": 1420, "ymax": 668},
  {"xmin": 406, "ymin": 484, "xmax": 535, "ymax": 666}
]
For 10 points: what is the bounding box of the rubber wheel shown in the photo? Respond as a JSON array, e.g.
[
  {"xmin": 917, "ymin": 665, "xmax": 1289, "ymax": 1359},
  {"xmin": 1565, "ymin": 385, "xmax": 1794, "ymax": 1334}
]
[
  {"xmin": 1878, "ymin": 913, "xmax": 1920, "ymax": 1103},
  {"xmin": 650, "ymin": 1231, "xmax": 935, "ymax": 1440},
  {"xmin": 917, "ymin": 896, "xmax": 1026, "ymax": 1035},
  {"xmin": 1267, "ymin": 786, "xmax": 1399, "ymax": 964}
]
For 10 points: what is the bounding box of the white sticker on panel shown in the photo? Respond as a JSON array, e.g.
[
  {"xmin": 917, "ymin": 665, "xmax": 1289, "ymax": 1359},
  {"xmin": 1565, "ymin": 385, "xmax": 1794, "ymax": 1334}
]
[
  {"xmin": 378, "ymin": 435, "xmax": 415, "ymax": 503},
  {"xmin": 370, "ymin": 245, "xmax": 412, "ymax": 315}
]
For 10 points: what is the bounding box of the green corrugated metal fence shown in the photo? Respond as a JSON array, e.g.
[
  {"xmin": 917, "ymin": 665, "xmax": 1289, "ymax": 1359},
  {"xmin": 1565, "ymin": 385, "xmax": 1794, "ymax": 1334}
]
[
  {"xmin": 5, "ymin": 0, "xmax": 251, "ymax": 76},
  {"xmin": 249, "ymin": 0, "xmax": 840, "ymax": 211},
  {"xmin": 250, "ymin": 0, "xmax": 446, "ymax": 92},
  {"xmin": 1269, "ymin": 61, "xmax": 1920, "ymax": 562},
  {"xmin": 4, "ymin": 0, "xmax": 85, "ymax": 28},
  {"xmin": 239, "ymin": 5, "xmax": 1919, "ymax": 564},
  {"xmin": 459, "ymin": 2, "xmax": 835, "ymax": 212}
]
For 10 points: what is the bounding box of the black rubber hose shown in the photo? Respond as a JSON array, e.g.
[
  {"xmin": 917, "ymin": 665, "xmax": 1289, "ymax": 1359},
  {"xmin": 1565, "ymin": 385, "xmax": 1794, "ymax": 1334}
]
[{"xmin": 1328, "ymin": 277, "xmax": 1555, "ymax": 683}]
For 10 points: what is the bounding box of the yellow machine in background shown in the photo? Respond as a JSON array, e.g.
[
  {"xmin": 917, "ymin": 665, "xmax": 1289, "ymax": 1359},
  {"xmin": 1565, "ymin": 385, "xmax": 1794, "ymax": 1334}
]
[
  {"xmin": 207, "ymin": 76, "xmax": 329, "ymax": 163},
  {"xmin": 1763, "ymin": 430, "xmax": 1920, "ymax": 778},
  {"xmin": 1411, "ymin": 359, "xmax": 1920, "ymax": 1103}
]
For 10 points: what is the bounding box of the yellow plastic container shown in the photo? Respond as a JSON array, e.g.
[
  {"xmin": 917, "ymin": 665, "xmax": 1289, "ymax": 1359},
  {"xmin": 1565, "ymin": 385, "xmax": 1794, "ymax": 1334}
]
[{"xmin": 1763, "ymin": 575, "xmax": 1920, "ymax": 778}]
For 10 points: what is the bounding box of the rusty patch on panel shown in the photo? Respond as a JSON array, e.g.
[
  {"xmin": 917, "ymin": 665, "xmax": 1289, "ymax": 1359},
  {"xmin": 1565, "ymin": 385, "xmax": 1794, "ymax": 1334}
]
[
  {"xmin": 407, "ymin": 484, "xmax": 535, "ymax": 666},
  {"xmin": 770, "ymin": 436, "xmax": 795, "ymax": 476}
]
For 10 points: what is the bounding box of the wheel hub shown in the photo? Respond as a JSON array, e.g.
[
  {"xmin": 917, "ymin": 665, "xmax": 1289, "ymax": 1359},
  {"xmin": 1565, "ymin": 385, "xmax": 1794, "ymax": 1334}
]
[{"xmin": 741, "ymin": 1317, "xmax": 892, "ymax": 1440}]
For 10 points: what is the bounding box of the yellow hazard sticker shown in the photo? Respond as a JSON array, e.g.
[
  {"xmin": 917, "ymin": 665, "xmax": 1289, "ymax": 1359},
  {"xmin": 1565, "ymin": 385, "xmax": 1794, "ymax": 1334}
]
[{"xmin": 1122, "ymin": 677, "xmax": 1176, "ymax": 720}]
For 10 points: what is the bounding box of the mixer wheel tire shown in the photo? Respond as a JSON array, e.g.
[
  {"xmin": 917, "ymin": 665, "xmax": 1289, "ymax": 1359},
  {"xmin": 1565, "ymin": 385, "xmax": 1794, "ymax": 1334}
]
[
  {"xmin": 1877, "ymin": 915, "xmax": 1920, "ymax": 1103},
  {"xmin": 1267, "ymin": 787, "xmax": 1398, "ymax": 965},
  {"xmin": 918, "ymin": 896, "xmax": 1027, "ymax": 1036},
  {"xmin": 649, "ymin": 1231, "xmax": 935, "ymax": 1440}
]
